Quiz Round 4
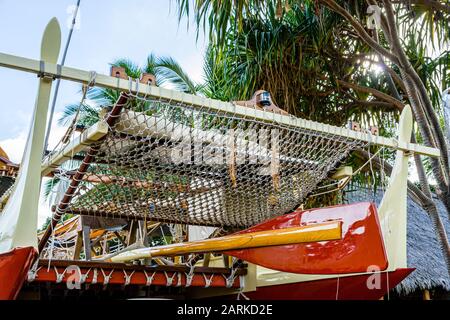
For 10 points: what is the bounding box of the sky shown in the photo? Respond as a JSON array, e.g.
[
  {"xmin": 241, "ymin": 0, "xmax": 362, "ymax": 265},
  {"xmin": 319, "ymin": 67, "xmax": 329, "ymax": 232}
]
[{"xmin": 0, "ymin": 0, "xmax": 208, "ymax": 226}]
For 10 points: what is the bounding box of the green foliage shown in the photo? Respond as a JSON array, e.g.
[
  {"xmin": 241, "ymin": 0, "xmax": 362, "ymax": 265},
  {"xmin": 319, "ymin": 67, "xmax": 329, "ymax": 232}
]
[{"xmin": 174, "ymin": 0, "xmax": 450, "ymax": 195}]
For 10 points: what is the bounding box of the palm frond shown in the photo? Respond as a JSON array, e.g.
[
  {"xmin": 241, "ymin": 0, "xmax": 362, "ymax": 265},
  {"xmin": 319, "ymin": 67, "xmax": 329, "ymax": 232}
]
[
  {"xmin": 111, "ymin": 58, "xmax": 143, "ymax": 79},
  {"xmin": 58, "ymin": 102, "xmax": 100, "ymax": 127},
  {"xmin": 155, "ymin": 56, "xmax": 199, "ymax": 94}
]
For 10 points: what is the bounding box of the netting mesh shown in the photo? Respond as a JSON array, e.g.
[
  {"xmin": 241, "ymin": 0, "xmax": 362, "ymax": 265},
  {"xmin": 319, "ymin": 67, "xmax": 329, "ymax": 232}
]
[{"xmin": 54, "ymin": 94, "xmax": 366, "ymax": 227}]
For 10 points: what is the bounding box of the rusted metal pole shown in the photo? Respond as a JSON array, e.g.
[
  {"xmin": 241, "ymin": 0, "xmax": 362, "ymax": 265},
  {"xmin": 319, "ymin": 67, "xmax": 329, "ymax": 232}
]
[{"xmin": 38, "ymin": 94, "xmax": 129, "ymax": 253}]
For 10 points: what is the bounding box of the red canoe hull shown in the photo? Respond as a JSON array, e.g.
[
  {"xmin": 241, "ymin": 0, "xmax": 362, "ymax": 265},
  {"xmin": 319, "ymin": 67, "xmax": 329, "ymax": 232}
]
[
  {"xmin": 0, "ymin": 247, "xmax": 36, "ymax": 300},
  {"xmin": 227, "ymin": 202, "xmax": 388, "ymax": 274},
  {"xmin": 243, "ymin": 268, "xmax": 413, "ymax": 300}
]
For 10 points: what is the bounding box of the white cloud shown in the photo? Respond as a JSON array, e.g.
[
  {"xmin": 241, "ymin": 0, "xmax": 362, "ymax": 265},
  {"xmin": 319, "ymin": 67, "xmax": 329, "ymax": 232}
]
[
  {"xmin": 0, "ymin": 112, "xmax": 69, "ymax": 228},
  {"xmin": 0, "ymin": 131, "xmax": 27, "ymax": 163}
]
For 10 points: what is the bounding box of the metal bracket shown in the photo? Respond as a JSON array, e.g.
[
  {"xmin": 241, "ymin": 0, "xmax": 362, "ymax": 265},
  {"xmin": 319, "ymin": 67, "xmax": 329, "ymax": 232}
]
[{"xmin": 37, "ymin": 61, "xmax": 61, "ymax": 80}]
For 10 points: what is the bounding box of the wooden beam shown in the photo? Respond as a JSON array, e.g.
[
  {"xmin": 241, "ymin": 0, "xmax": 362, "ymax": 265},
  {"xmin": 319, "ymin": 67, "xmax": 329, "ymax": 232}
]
[
  {"xmin": 331, "ymin": 166, "xmax": 353, "ymax": 180},
  {"xmin": 113, "ymin": 231, "xmax": 127, "ymax": 247},
  {"xmin": 73, "ymin": 231, "xmax": 83, "ymax": 260},
  {"xmin": 127, "ymin": 220, "xmax": 138, "ymax": 246},
  {"xmin": 0, "ymin": 52, "xmax": 440, "ymax": 158},
  {"xmin": 202, "ymin": 253, "xmax": 211, "ymax": 267},
  {"xmin": 41, "ymin": 121, "xmax": 108, "ymax": 176},
  {"xmin": 37, "ymin": 258, "xmax": 247, "ymax": 275},
  {"xmin": 64, "ymin": 208, "xmax": 224, "ymax": 227},
  {"xmin": 38, "ymin": 94, "xmax": 130, "ymax": 253},
  {"xmin": 82, "ymin": 224, "xmax": 91, "ymax": 261}
]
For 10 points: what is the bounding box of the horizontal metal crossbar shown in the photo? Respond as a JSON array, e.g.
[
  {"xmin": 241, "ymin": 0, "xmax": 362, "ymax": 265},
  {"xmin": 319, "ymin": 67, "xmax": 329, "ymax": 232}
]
[{"xmin": 0, "ymin": 51, "xmax": 440, "ymax": 158}]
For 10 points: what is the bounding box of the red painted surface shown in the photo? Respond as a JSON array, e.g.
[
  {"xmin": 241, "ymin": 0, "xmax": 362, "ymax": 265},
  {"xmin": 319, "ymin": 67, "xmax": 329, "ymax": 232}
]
[
  {"xmin": 32, "ymin": 266, "xmax": 241, "ymax": 288},
  {"xmin": 0, "ymin": 247, "xmax": 36, "ymax": 300},
  {"xmin": 244, "ymin": 268, "xmax": 414, "ymax": 300},
  {"xmin": 226, "ymin": 202, "xmax": 388, "ymax": 274}
]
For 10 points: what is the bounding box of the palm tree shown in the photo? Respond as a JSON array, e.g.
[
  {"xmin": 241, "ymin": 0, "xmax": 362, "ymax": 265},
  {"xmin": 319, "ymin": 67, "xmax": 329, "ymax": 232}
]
[
  {"xmin": 173, "ymin": 0, "xmax": 450, "ymax": 274},
  {"xmin": 58, "ymin": 54, "xmax": 201, "ymax": 127},
  {"xmin": 44, "ymin": 54, "xmax": 200, "ymax": 200}
]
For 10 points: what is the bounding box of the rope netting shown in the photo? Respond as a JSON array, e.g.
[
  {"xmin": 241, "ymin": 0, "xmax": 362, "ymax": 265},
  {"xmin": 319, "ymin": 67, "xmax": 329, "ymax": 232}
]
[{"xmin": 49, "ymin": 93, "xmax": 367, "ymax": 227}]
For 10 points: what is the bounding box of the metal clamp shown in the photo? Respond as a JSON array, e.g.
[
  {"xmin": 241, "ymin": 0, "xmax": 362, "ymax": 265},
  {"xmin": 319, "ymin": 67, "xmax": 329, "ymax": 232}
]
[{"xmin": 37, "ymin": 61, "xmax": 61, "ymax": 80}]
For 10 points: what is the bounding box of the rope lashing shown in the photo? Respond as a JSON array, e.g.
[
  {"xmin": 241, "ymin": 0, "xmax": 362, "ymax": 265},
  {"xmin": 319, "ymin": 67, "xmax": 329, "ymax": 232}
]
[
  {"xmin": 122, "ymin": 269, "xmax": 136, "ymax": 286},
  {"xmin": 91, "ymin": 268, "xmax": 98, "ymax": 285},
  {"xmin": 54, "ymin": 266, "xmax": 66, "ymax": 283},
  {"xmin": 79, "ymin": 268, "xmax": 91, "ymax": 284},
  {"xmin": 27, "ymin": 261, "xmax": 42, "ymax": 282},
  {"xmin": 101, "ymin": 268, "xmax": 115, "ymax": 288},
  {"xmin": 202, "ymin": 273, "xmax": 215, "ymax": 288},
  {"xmin": 163, "ymin": 271, "xmax": 178, "ymax": 287},
  {"xmin": 143, "ymin": 270, "xmax": 157, "ymax": 286},
  {"xmin": 185, "ymin": 263, "xmax": 196, "ymax": 287}
]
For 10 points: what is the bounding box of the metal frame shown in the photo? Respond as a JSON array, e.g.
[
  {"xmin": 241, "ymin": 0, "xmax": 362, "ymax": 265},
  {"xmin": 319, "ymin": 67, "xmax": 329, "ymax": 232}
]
[{"xmin": 0, "ymin": 51, "xmax": 440, "ymax": 158}]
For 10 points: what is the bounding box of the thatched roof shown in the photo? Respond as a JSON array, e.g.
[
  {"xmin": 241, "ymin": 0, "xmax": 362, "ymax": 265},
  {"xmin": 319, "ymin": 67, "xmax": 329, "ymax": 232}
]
[
  {"xmin": 346, "ymin": 187, "xmax": 450, "ymax": 295},
  {"xmin": 400, "ymin": 195, "xmax": 450, "ymax": 294}
]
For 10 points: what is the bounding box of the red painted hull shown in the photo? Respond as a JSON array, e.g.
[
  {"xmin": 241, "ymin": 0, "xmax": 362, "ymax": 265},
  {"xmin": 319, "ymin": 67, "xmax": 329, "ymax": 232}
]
[
  {"xmin": 227, "ymin": 202, "xmax": 388, "ymax": 274},
  {"xmin": 244, "ymin": 268, "xmax": 414, "ymax": 300},
  {"xmin": 0, "ymin": 247, "xmax": 36, "ymax": 300}
]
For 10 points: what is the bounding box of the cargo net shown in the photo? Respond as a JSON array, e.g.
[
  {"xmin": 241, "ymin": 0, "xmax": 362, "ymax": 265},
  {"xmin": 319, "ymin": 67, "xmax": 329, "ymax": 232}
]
[{"xmin": 59, "ymin": 94, "xmax": 366, "ymax": 227}]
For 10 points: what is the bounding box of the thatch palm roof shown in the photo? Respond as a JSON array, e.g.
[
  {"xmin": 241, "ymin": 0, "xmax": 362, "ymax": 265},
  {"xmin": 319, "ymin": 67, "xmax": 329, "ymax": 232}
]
[
  {"xmin": 399, "ymin": 195, "xmax": 450, "ymax": 294},
  {"xmin": 346, "ymin": 187, "xmax": 450, "ymax": 295}
]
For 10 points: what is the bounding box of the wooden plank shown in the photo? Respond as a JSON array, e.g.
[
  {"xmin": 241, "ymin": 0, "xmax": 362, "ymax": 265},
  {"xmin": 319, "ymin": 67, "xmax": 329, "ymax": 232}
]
[
  {"xmin": 31, "ymin": 265, "xmax": 243, "ymax": 288},
  {"xmin": 82, "ymin": 224, "xmax": 91, "ymax": 261},
  {"xmin": 202, "ymin": 253, "xmax": 211, "ymax": 267},
  {"xmin": 73, "ymin": 231, "xmax": 83, "ymax": 260},
  {"xmin": 37, "ymin": 259, "xmax": 247, "ymax": 275}
]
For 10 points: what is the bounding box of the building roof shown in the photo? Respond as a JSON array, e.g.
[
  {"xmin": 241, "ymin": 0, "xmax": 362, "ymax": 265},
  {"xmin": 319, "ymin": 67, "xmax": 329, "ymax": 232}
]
[
  {"xmin": 0, "ymin": 146, "xmax": 8, "ymax": 160},
  {"xmin": 400, "ymin": 195, "xmax": 450, "ymax": 294},
  {"xmin": 346, "ymin": 187, "xmax": 450, "ymax": 294}
]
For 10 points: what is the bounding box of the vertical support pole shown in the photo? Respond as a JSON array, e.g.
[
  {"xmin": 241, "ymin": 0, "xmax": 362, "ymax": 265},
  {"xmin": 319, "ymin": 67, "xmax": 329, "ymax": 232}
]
[
  {"xmin": 0, "ymin": 18, "xmax": 61, "ymax": 252},
  {"xmin": 127, "ymin": 221, "xmax": 138, "ymax": 246},
  {"xmin": 202, "ymin": 253, "xmax": 211, "ymax": 267},
  {"xmin": 378, "ymin": 105, "xmax": 413, "ymax": 271},
  {"xmin": 138, "ymin": 220, "xmax": 149, "ymax": 246},
  {"xmin": 82, "ymin": 224, "xmax": 91, "ymax": 261},
  {"xmin": 73, "ymin": 230, "xmax": 83, "ymax": 260}
]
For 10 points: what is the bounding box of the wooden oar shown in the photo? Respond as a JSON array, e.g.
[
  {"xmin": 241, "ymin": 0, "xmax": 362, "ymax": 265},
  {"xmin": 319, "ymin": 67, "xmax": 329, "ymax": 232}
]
[{"xmin": 109, "ymin": 221, "xmax": 342, "ymax": 263}]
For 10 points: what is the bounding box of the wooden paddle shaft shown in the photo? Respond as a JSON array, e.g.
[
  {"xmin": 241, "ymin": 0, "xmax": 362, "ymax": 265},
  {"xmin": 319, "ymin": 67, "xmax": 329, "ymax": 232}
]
[{"xmin": 110, "ymin": 221, "xmax": 342, "ymax": 263}]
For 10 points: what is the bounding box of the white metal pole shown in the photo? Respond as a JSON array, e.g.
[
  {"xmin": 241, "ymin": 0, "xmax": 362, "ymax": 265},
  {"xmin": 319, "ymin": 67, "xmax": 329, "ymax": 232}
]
[
  {"xmin": 0, "ymin": 18, "xmax": 61, "ymax": 252},
  {"xmin": 43, "ymin": 0, "xmax": 81, "ymax": 154}
]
